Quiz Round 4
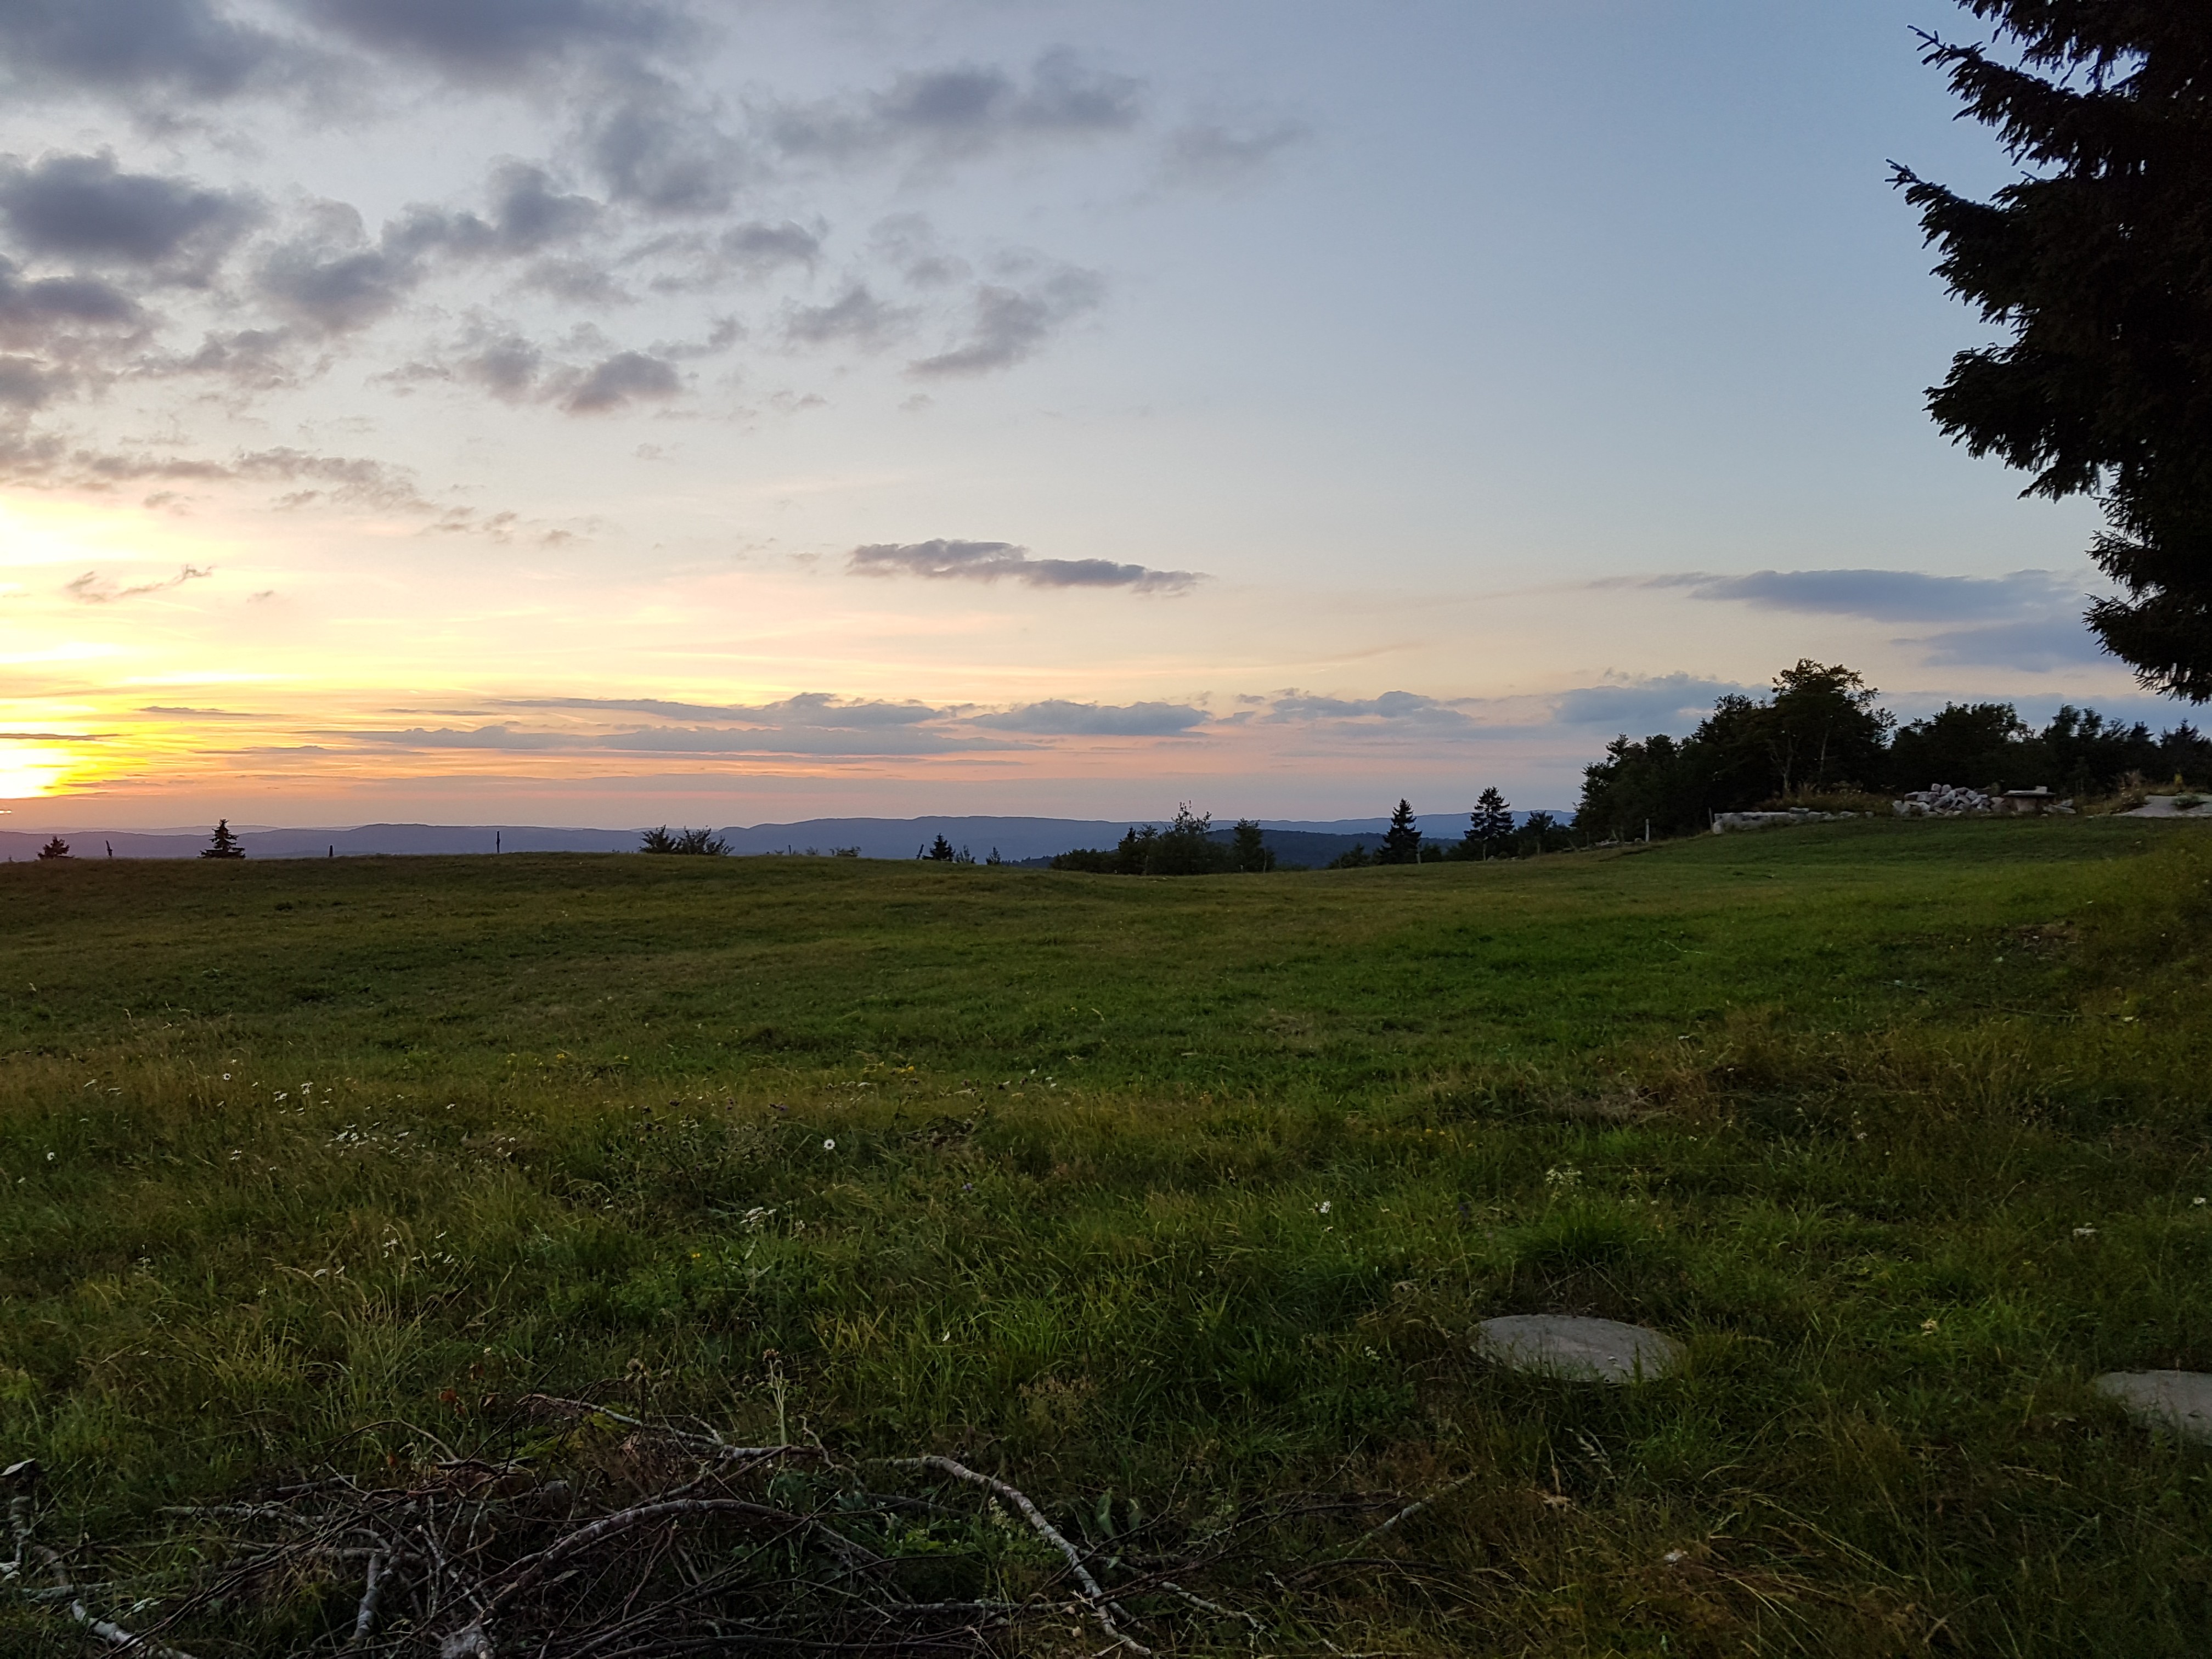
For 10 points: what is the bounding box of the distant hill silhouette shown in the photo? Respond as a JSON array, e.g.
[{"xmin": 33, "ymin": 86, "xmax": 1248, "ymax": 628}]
[{"xmin": 1, "ymin": 811, "xmax": 1567, "ymax": 863}]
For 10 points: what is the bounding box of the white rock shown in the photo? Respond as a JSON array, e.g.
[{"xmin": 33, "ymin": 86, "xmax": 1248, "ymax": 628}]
[
  {"xmin": 2091, "ymin": 1370, "xmax": 2212, "ymax": 1442},
  {"xmin": 1475, "ymin": 1315, "xmax": 1684, "ymax": 1384}
]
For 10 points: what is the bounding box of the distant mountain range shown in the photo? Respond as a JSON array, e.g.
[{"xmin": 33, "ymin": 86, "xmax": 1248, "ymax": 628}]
[{"xmin": 1, "ymin": 810, "xmax": 1568, "ymax": 865}]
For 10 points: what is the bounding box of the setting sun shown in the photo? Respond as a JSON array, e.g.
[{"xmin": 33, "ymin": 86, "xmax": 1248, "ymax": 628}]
[{"xmin": 0, "ymin": 744, "xmax": 74, "ymax": 799}]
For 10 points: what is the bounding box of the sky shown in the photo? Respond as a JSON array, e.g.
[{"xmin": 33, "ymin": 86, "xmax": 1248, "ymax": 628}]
[{"xmin": 0, "ymin": 0, "xmax": 2186, "ymax": 831}]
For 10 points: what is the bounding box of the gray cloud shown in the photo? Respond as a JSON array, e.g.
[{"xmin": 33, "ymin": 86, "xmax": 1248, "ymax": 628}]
[
  {"xmin": 849, "ymin": 539, "xmax": 1202, "ymax": 594},
  {"xmin": 64, "ymin": 562, "xmax": 212, "ymax": 602},
  {"xmin": 1645, "ymin": 567, "xmax": 2079, "ymax": 624},
  {"xmin": 775, "ymin": 52, "xmax": 1143, "ymax": 161},
  {"xmin": 227, "ymin": 446, "xmax": 432, "ymax": 510},
  {"xmin": 144, "ymin": 326, "xmax": 297, "ymax": 391},
  {"xmin": 1161, "ymin": 118, "xmax": 1310, "ymax": 185},
  {"xmin": 452, "ymin": 328, "xmax": 543, "ymax": 399},
  {"xmin": 973, "ymin": 699, "xmax": 1209, "ymax": 737},
  {"xmin": 291, "ymin": 0, "xmax": 681, "ymax": 81},
  {"xmin": 0, "ymin": 0, "xmax": 281, "ymax": 100},
  {"xmin": 1549, "ymin": 674, "xmax": 1752, "ymax": 731},
  {"xmin": 0, "ymin": 151, "xmax": 258, "ymax": 269},
  {"xmin": 1915, "ymin": 614, "xmax": 2111, "ymax": 672},
  {"xmin": 506, "ymin": 691, "xmax": 941, "ymax": 729},
  {"xmin": 340, "ymin": 723, "xmax": 578, "ymax": 751},
  {"xmin": 256, "ymin": 204, "xmax": 428, "ymax": 332},
  {"xmin": 473, "ymin": 162, "xmax": 601, "ymax": 252},
  {"xmin": 345, "ymin": 690, "xmax": 1023, "ymax": 758},
  {"xmin": 255, "ymin": 173, "xmax": 605, "ymax": 334},
  {"xmin": 720, "ymin": 219, "xmax": 820, "ymax": 274},
  {"xmin": 0, "ymin": 257, "xmax": 140, "ymax": 344},
  {"xmin": 0, "ymin": 438, "xmax": 427, "ymax": 509},
  {"xmin": 1264, "ymin": 690, "xmax": 1481, "ymax": 733},
  {"xmin": 910, "ymin": 267, "xmax": 1102, "ymax": 377},
  {"xmin": 586, "ymin": 87, "xmax": 748, "ymax": 215},
  {"xmin": 597, "ymin": 724, "xmax": 1006, "ymax": 757},
  {"xmin": 786, "ymin": 284, "xmax": 908, "ymax": 348},
  {"xmin": 558, "ymin": 348, "xmax": 679, "ymax": 413}
]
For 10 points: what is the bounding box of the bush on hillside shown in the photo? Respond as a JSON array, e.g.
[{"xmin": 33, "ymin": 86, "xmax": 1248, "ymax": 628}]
[{"xmin": 641, "ymin": 826, "xmax": 730, "ymax": 855}]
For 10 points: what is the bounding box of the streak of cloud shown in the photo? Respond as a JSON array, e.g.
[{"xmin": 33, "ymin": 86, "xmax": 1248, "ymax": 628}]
[
  {"xmin": 64, "ymin": 563, "xmax": 213, "ymax": 603},
  {"xmin": 849, "ymin": 539, "xmax": 1203, "ymax": 594}
]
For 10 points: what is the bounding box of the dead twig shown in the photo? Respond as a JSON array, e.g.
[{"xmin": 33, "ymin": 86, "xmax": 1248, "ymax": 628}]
[{"xmin": 883, "ymin": 1455, "xmax": 1150, "ymax": 1655}]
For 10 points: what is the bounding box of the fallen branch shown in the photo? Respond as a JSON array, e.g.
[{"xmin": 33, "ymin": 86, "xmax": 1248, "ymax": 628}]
[{"xmin": 883, "ymin": 1455, "xmax": 1149, "ymax": 1655}]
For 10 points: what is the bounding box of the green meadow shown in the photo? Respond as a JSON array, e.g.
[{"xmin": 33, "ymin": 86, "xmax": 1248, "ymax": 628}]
[{"xmin": 3, "ymin": 818, "xmax": 2210, "ymax": 1655}]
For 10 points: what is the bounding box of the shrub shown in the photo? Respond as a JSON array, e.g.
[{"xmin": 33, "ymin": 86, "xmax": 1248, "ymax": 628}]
[{"xmin": 640, "ymin": 826, "xmax": 731, "ymax": 855}]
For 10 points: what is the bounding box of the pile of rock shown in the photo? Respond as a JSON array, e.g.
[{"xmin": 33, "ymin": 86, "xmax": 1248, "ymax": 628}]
[
  {"xmin": 1711, "ymin": 808, "xmax": 1858, "ymax": 834},
  {"xmin": 1894, "ymin": 785, "xmax": 1994, "ymax": 817}
]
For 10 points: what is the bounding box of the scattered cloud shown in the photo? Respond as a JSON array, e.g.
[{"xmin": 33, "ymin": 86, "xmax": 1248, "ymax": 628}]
[
  {"xmin": 1916, "ymin": 614, "xmax": 2113, "ymax": 672},
  {"xmin": 0, "ymin": 258, "xmax": 141, "ymax": 346},
  {"xmin": 228, "ymin": 446, "xmax": 432, "ymax": 510},
  {"xmin": 0, "ymin": 440, "xmax": 432, "ymax": 510},
  {"xmin": 909, "ymin": 266, "xmax": 1102, "ymax": 377},
  {"xmin": 0, "ymin": 0, "xmax": 284, "ymax": 101},
  {"xmin": 0, "ymin": 151, "xmax": 259, "ymax": 270},
  {"xmin": 1263, "ymin": 690, "xmax": 1484, "ymax": 735},
  {"xmin": 585, "ymin": 84, "xmax": 749, "ymax": 215},
  {"xmin": 1549, "ymin": 674, "xmax": 1751, "ymax": 732},
  {"xmin": 1630, "ymin": 567, "xmax": 2114, "ymax": 676},
  {"xmin": 973, "ymin": 699, "xmax": 1210, "ymax": 737},
  {"xmin": 771, "ymin": 52, "xmax": 1143, "ymax": 161},
  {"xmin": 849, "ymin": 539, "xmax": 1203, "ymax": 594},
  {"xmin": 506, "ymin": 691, "xmax": 942, "ymax": 729},
  {"xmin": 1161, "ymin": 117, "xmax": 1310, "ymax": 185},
  {"xmin": 256, "ymin": 202, "xmax": 430, "ymax": 333},
  {"xmin": 785, "ymin": 284, "xmax": 909, "ymax": 349},
  {"xmin": 558, "ymin": 348, "xmax": 680, "ymax": 412},
  {"xmin": 348, "ymin": 691, "xmax": 1022, "ymax": 757},
  {"xmin": 340, "ymin": 723, "xmax": 579, "ymax": 751},
  {"xmin": 719, "ymin": 219, "xmax": 820, "ymax": 275},
  {"xmin": 292, "ymin": 0, "xmax": 684, "ymax": 82},
  {"xmin": 1639, "ymin": 567, "xmax": 2081, "ymax": 624},
  {"xmin": 464, "ymin": 162, "xmax": 603, "ymax": 254},
  {"xmin": 0, "ymin": 16, "xmax": 1291, "ymax": 535},
  {"xmin": 64, "ymin": 563, "xmax": 213, "ymax": 603}
]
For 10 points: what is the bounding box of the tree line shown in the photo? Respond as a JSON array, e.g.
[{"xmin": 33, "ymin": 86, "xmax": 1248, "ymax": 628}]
[
  {"xmin": 1577, "ymin": 660, "xmax": 2212, "ymax": 842},
  {"xmin": 1048, "ymin": 795, "xmax": 1573, "ymax": 877}
]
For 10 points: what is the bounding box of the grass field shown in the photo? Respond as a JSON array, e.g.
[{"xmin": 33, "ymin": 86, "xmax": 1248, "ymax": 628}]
[{"xmin": 3, "ymin": 817, "xmax": 2210, "ymax": 1655}]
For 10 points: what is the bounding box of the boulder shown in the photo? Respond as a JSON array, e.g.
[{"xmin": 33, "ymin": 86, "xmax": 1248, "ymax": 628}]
[{"xmin": 1475, "ymin": 1314, "xmax": 1684, "ymax": 1384}]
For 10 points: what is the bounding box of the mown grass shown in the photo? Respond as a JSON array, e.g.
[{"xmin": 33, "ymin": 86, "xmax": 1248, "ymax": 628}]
[{"xmin": 3, "ymin": 817, "xmax": 2210, "ymax": 1655}]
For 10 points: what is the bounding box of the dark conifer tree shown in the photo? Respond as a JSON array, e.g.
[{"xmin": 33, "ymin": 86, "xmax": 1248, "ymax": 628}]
[
  {"xmin": 1465, "ymin": 787, "xmax": 1513, "ymax": 856},
  {"xmin": 1895, "ymin": 6, "xmax": 2212, "ymax": 699},
  {"xmin": 200, "ymin": 819, "xmax": 245, "ymax": 859},
  {"xmin": 1378, "ymin": 799, "xmax": 1422, "ymax": 864},
  {"xmin": 36, "ymin": 836, "xmax": 69, "ymax": 860},
  {"xmin": 1231, "ymin": 819, "xmax": 1275, "ymax": 872}
]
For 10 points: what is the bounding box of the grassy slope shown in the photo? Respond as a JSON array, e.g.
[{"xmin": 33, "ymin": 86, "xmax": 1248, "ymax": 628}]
[{"xmin": 2, "ymin": 818, "xmax": 2209, "ymax": 1655}]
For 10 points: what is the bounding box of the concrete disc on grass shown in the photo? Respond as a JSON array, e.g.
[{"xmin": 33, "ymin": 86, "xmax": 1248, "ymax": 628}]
[
  {"xmin": 1475, "ymin": 1315, "xmax": 1684, "ymax": 1384},
  {"xmin": 2092, "ymin": 1371, "xmax": 2212, "ymax": 1442}
]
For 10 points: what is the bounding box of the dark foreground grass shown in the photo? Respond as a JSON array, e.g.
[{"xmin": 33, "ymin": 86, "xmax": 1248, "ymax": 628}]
[{"xmin": 2, "ymin": 818, "xmax": 2210, "ymax": 1655}]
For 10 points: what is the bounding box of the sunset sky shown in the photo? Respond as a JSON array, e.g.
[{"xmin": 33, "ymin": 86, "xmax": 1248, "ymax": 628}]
[{"xmin": 0, "ymin": 1, "xmax": 2172, "ymax": 831}]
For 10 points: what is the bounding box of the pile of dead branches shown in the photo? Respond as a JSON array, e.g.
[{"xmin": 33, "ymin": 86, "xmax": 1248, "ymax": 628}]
[{"xmin": 3, "ymin": 1398, "xmax": 1422, "ymax": 1657}]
